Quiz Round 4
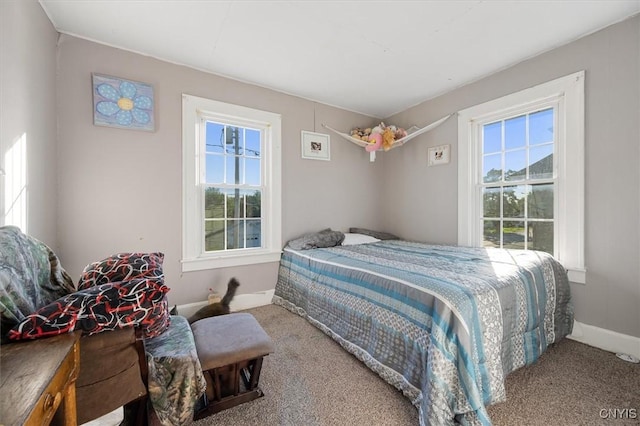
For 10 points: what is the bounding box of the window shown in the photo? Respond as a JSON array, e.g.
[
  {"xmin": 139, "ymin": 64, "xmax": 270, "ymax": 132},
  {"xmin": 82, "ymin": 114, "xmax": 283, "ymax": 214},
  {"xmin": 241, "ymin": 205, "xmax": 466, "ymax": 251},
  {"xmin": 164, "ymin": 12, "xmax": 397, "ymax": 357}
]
[
  {"xmin": 182, "ymin": 95, "xmax": 282, "ymax": 272},
  {"xmin": 481, "ymin": 107, "xmax": 556, "ymax": 253},
  {"xmin": 458, "ymin": 71, "xmax": 585, "ymax": 283}
]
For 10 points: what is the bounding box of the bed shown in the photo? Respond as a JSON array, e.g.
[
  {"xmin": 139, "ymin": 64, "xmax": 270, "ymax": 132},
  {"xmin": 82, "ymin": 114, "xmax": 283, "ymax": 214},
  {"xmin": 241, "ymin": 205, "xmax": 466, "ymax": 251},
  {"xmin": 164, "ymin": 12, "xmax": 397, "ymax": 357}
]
[{"xmin": 272, "ymin": 231, "xmax": 573, "ymax": 426}]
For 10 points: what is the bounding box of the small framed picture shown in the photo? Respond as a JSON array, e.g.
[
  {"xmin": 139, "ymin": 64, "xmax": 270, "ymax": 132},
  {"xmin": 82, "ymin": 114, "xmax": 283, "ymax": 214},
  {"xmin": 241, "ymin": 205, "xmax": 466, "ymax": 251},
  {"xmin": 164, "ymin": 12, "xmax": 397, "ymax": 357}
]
[
  {"xmin": 301, "ymin": 131, "xmax": 330, "ymax": 161},
  {"xmin": 428, "ymin": 144, "xmax": 451, "ymax": 166}
]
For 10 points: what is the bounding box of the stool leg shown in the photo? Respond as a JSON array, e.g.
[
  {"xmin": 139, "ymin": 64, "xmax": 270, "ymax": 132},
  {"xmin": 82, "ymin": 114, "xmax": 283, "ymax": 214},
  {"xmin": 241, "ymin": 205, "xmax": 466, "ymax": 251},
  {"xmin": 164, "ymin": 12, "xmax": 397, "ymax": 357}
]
[
  {"xmin": 248, "ymin": 357, "xmax": 264, "ymax": 391},
  {"xmin": 231, "ymin": 362, "xmax": 239, "ymax": 396},
  {"xmin": 212, "ymin": 369, "xmax": 222, "ymax": 401}
]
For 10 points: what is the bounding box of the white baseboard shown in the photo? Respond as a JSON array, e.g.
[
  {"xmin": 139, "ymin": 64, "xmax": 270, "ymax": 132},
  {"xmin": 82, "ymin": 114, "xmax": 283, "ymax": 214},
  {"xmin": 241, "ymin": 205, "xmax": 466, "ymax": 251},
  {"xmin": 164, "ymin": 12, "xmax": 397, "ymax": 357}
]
[
  {"xmin": 176, "ymin": 289, "xmax": 275, "ymax": 319},
  {"xmin": 568, "ymin": 320, "xmax": 640, "ymax": 359},
  {"xmin": 230, "ymin": 288, "xmax": 275, "ymax": 311}
]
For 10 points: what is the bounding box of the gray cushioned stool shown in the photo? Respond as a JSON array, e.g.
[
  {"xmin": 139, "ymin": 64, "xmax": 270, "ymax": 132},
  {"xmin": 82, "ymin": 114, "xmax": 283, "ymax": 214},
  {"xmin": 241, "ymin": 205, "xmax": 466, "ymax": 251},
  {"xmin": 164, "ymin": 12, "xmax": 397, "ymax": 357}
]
[{"xmin": 191, "ymin": 313, "xmax": 275, "ymax": 419}]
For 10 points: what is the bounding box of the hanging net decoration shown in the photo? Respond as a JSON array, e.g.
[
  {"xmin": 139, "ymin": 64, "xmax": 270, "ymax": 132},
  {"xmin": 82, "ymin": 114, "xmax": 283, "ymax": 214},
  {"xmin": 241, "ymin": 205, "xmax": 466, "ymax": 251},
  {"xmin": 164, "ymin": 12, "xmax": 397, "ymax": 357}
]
[{"xmin": 322, "ymin": 114, "xmax": 452, "ymax": 161}]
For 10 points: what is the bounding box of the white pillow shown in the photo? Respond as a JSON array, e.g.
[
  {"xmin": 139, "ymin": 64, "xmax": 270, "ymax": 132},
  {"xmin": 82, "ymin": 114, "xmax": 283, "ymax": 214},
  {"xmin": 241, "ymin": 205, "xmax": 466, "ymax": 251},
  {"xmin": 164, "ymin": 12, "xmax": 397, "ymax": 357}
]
[{"xmin": 341, "ymin": 233, "xmax": 381, "ymax": 246}]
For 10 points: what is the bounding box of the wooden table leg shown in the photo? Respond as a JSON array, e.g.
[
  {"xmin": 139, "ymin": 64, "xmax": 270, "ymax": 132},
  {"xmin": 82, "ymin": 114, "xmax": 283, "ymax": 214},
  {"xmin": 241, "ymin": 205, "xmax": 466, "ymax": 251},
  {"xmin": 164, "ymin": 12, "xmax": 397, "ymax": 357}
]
[{"xmin": 62, "ymin": 382, "xmax": 78, "ymax": 426}]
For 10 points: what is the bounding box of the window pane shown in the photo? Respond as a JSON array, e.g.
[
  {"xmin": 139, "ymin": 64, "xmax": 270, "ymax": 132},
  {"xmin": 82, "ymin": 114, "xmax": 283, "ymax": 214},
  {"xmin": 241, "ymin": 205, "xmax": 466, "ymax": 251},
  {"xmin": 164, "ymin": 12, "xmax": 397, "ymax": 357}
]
[
  {"xmin": 529, "ymin": 145, "xmax": 553, "ymax": 180},
  {"xmin": 205, "ymin": 220, "xmax": 224, "ymax": 251},
  {"xmin": 503, "ymin": 220, "xmax": 525, "ymax": 249},
  {"xmin": 483, "ymin": 121, "xmax": 502, "ymax": 154},
  {"xmin": 528, "ymin": 222, "xmax": 554, "ymax": 254},
  {"xmin": 246, "ymin": 219, "xmax": 261, "ymax": 248},
  {"xmin": 483, "ymin": 153, "xmax": 502, "ymax": 183},
  {"xmin": 225, "ymin": 156, "xmax": 243, "ymax": 184},
  {"xmin": 223, "ymin": 126, "xmax": 243, "ymax": 153},
  {"xmin": 528, "ymin": 184, "xmax": 554, "ymax": 219},
  {"xmin": 504, "ymin": 149, "xmax": 526, "ymax": 181},
  {"xmin": 226, "ymin": 219, "xmax": 244, "ymax": 249},
  {"xmin": 205, "ymin": 121, "xmax": 225, "ymax": 154},
  {"xmin": 205, "ymin": 154, "xmax": 224, "ymax": 184},
  {"xmin": 483, "ymin": 220, "xmax": 500, "ymax": 247},
  {"xmin": 505, "ymin": 115, "xmax": 526, "ymax": 150},
  {"xmin": 503, "ymin": 185, "xmax": 525, "ymax": 218},
  {"xmin": 226, "ymin": 190, "xmax": 245, "ymax": 219},
  {"xmin": 245, "ymin": 158, "xmax": 261, "ymax": 186},
  {"xmin": 204, "ymin": 187, "xmax": 225, "ymax": 219},
  {"xmin": 245, "ymin": 190, "xmax": 261, "ymax": 218},
  {"xmin": 529, "ymin": 108, "xmax": 554, "ymax": 145},
  {"xmin": 483, "ymin": 187, "xmax": 500, "ymax": 218},
  {"xmin": 245, "ymin": 129, "xmax": 261, "ymax": 157}
]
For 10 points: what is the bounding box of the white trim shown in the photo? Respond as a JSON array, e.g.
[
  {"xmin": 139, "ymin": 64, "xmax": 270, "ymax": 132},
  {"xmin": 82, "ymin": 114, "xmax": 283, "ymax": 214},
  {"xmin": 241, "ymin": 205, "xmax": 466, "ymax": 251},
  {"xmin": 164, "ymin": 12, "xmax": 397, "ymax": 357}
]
[
  {"xmin": 182, "ymin": 94, "xmax": 282, "ymax": 272},
  {"xmin": 176, "ymin": 289, "xmax": 275, "ymax": 319},
  {"xmin": 567, "ymin": 268, "xmax": 586, "ymax": 284},
  {"xmin": 230, "ymin": 288, "xmax": 275, "ymax": 311},
  {"xmin": 181, "ymin": 251, "xmax": 282, "ymax": 272},
  {"xmin": 569, "ymin": 320, "xmax": 640, "ymax": 359},
  {"xmin": 458, "ymin": 71, "xmax": 585, "ymax": 283}
]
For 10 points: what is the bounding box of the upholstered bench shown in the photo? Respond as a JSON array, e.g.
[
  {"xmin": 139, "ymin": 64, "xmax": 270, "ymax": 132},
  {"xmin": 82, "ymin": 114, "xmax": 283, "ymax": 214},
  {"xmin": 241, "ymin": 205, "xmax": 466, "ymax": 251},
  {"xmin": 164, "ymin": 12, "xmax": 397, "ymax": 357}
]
[{"xmin": 191, "ymin": 313, "xmax": 275, "ymax": 419}]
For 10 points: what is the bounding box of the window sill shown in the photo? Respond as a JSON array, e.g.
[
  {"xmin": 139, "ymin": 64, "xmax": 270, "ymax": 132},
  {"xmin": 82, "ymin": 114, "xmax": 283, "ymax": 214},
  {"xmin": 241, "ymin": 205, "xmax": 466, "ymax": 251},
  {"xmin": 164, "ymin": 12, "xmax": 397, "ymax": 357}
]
[
  {"xmin": 181, "ymin": 250, "xmax": 282, "ymax": 272},
  {"xmin": 567, "ymin": 268, "xmax": 586, "ymax": 285}
]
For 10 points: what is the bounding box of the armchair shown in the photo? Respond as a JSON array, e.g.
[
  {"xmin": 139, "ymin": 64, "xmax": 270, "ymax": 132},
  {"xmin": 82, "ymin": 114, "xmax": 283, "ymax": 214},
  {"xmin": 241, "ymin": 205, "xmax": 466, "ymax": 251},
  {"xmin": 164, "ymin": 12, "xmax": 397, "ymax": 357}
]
[{"xmin": 0, "ymin": 226, "xmax": 168, "ymax": 424}]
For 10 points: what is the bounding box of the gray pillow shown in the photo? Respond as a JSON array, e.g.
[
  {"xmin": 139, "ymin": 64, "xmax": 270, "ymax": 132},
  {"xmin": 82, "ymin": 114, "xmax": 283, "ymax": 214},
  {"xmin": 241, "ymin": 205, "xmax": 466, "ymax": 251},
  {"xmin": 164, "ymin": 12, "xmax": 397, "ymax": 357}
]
[
  {"xmin": 349, "ymin": 227, "xmax": 399, "ymax": 240},
  {"xmin": 287, "ymin": 229, "xmax": 345, "ymax": 250}
]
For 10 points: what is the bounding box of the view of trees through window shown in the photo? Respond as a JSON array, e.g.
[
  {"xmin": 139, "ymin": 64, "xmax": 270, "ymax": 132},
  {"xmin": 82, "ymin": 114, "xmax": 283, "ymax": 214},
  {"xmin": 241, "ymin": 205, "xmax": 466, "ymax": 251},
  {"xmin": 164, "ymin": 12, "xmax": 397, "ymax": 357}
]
[
  {"xmin": 204, "ymin": 188, "xmax": 261, "ymax": 251},
  {"xmin": 481, "ymin": 107, "xmax": 555, "ymax": 254},
  {"xmin": 203, "ymin": 121, "xmax": 262, "ymax": 252}
]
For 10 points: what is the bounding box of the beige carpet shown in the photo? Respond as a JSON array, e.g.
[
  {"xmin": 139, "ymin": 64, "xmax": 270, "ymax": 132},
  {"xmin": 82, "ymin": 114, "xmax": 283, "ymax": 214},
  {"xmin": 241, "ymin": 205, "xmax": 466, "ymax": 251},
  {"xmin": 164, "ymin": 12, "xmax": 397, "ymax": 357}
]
[{"xmin": 191, "ymin": 304, "xmax": 640, "ymax": 426}]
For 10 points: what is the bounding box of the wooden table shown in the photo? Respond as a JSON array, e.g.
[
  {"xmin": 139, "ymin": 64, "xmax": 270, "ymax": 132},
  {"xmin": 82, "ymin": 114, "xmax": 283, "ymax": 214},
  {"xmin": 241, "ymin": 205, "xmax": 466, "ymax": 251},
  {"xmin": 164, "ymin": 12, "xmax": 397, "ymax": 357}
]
[{"xmin": 1, "ymin": 332, "xmax": 81, "ymax": 426}]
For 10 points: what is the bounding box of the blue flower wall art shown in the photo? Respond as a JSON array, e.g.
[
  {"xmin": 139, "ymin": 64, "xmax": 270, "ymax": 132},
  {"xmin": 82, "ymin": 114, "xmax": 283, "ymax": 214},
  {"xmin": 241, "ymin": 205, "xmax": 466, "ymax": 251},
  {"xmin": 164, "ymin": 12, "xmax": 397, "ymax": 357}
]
[{"xmin": 92, "ymin": 74, "xmax": 155, "ymax": 131}]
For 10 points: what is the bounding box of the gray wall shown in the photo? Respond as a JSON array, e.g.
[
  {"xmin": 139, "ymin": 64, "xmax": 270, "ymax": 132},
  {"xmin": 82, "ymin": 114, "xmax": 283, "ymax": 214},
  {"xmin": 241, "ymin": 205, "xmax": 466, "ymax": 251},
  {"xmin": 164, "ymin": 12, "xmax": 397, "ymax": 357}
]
[
  {"xmin": 54, "ymin": 36, "xmax": 382, "ymax": 306},
  {"xmin": 383, "ymin": 16, "xmax": 640, "ymax": 338},
  {"xmin": 0, "ymin": 0, "xmax": 58, "ymax": 247}
]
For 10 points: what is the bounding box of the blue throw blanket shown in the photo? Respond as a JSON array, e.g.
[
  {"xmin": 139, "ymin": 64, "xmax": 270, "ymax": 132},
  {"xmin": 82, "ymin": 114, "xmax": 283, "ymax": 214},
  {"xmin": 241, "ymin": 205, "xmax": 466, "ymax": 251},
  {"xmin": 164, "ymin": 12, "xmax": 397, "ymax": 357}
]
[{"xmin": 273, "ymin": 240, "xmax": 573, "ymax": 425}]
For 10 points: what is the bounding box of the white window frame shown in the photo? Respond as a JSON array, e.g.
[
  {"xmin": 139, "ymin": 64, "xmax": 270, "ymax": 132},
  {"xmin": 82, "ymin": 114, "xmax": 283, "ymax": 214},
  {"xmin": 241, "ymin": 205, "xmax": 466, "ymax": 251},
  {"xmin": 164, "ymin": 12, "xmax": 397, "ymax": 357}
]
[
  {"xmin": 458, "ymin": 71, "xmax": 585, "ymax": 283},
  {"xmin": 182, "ymin": 94, "xmax": 282, "ymax": 272}
]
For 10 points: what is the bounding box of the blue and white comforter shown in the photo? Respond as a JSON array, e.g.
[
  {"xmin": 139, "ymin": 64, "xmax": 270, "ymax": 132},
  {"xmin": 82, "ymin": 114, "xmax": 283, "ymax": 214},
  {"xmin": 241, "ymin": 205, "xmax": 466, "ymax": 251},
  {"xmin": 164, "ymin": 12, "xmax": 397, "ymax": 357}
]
[{"xmin": 272, "ymin": 240, "xmax": 573, "ymax": 425}]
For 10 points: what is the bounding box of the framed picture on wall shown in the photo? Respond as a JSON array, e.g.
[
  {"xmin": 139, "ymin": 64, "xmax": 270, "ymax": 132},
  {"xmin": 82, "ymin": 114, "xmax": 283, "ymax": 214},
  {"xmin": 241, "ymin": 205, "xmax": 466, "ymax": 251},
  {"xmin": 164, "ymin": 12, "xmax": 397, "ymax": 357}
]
[
  {"xmin": 428, "ymin": 144, "xmax": 451, "ymax": 166},
  {"xmin": 301, "ymin": 131, "xmax": 330, "ymax": 161},
  {"xmin": 92, "ymin": 73, "xmax": 155, "ymax": 131}
]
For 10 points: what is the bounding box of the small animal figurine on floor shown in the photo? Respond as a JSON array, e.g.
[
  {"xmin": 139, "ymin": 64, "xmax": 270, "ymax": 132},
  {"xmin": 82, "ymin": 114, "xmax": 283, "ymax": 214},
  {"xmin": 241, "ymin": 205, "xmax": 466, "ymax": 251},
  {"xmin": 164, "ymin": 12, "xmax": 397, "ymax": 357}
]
[{"xmin": 188, "ymin": 277, "xmax": 240, "ymax": 324}]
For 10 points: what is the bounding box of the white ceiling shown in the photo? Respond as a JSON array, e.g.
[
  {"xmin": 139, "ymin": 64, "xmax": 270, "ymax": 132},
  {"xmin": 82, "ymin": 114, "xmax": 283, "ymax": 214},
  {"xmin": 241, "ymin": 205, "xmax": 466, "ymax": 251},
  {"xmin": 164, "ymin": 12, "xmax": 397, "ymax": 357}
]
[{"xmin": 40, "ymin": 0, "xmax": 640, "ymax": 118}]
